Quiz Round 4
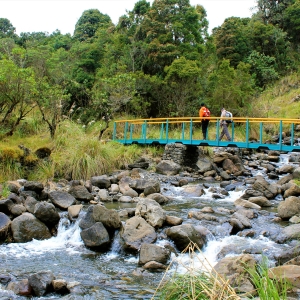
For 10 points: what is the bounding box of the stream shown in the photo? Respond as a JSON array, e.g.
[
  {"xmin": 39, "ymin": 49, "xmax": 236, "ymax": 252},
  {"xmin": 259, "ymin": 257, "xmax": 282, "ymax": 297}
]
[{"xmin": 0, "ymin": 152, "xmax": 298, "ymax": 299}]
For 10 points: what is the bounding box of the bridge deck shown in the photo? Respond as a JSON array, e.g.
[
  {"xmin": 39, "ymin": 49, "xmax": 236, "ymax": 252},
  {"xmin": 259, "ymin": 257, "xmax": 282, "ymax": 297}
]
[{"xmin": 113, "ymin": 117, "xmax": 300, "ymax": 152}]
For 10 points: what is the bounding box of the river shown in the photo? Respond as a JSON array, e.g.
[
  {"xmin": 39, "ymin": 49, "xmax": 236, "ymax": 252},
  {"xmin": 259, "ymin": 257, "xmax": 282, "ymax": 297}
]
[{"xmin": 0, "ymin": 152, "xmax": 297, "ymax": 299}]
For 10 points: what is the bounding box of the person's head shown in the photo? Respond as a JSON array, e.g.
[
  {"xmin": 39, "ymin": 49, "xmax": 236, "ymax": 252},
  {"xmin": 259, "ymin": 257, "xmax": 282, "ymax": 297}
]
[
  {"xmin": 221, "ymin": 107, "xmax": 225, "ymax": 112},
  {"xmin": 201, "ymin": 103, "xmax": 205, "ymax": 107}
]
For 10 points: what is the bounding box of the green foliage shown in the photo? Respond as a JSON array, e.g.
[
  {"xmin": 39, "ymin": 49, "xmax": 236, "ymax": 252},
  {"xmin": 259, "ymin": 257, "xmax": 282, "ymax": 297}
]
[
  {"xmin": 0, "ymin": 183, "xmax": 10, "ymax": 199},
  {"xmin": 245, "ymin": 256, "xmax": 290, "ymax": 300},
  {"xmin": 0, "ymin": 18, "xmax": 17, "ymax": 39},
  {"xmin": 246, "ymin": 50, "xmax": 279, "ymax": 88},
  {"xmin": 73, "ymin": 9, "xmax": 112, "ymax": 42}
]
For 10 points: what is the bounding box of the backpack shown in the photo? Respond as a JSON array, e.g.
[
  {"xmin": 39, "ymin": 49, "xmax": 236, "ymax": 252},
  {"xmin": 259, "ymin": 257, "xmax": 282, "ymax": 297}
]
[
  {"xmin": 203, "ymin": 107, "xmax": 211, "ymax": 118},
  {"xmin": 225, "ymin": 111, "xmax": 233, "ymax": 123}
]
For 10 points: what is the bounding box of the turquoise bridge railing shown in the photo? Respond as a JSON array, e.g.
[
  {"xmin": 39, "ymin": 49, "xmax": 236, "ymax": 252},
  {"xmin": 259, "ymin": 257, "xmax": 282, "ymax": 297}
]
[{"xmin": 113, "ymin": 117, "xmax": 300, "ymax": 152}]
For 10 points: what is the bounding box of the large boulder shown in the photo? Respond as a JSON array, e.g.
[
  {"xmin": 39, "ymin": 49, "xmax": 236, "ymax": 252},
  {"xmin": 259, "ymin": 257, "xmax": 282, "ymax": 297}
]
[
  {"xmin": 23, "ymin": 181, "xmax": 44, "ymax": 194},
  {"xmin": 252, "ymin": 176, "xmax": 280, "ymax": 199},
  {"xmin": 214, "ymin": 254, "xmax": 256, "ymax": 295},
  {"xmin": 34, "ymin": 201, "xmax": 60, "ymax": 226},
  {"xmin": 80, "ymin": 222, "xmax": 110, "ymax": 249},
  {"xmin": 130, "ymin": 179, "xmax": 160, "ymax": 194},
  {"xmin": 135, "ymin": 198, "xmax": 166, "ymax": 228},
  {"xmin": 139, "ymin": 243, "xmax": 170, "ymax": 265},
  {"xmin": 11, "ymin": 213, "xmax": 51, "ymax": 243},
  {"xmin": 165, "ymin": 224, "xmax": 207, "ymax": 251},
  {"xmin": 48, "ymin": 191, "xmax": 76, "ymax": 210},
  {"xmin": 0, "ymin": 198, "xmax": 14, "ymax": 215},
  {"xmin": 156, "ymin": 160, "xmax": 181, "ymax": 176},
  {"xmin": 283, "ymin": 184, "xmax": 300, "ymax": 198},
  {"xmin": 91, "ymin": 175, "xmax": 111, "ymax": 189},
  {"xmin": 93, "ymin": 205, "xmax": 122, "ymax": 230},
  {"xmin": 268, "ymin": 265, "xmax": 300, "ymax": 289},
  {"xmin": 0, "ymin": 212, "xmax": 11, "ymax": 241},
  {"xmin": 68, "ymin": 185, "xmax": 94, "ymax": 202},
  {"xmin": 28, "ymin": 270, "xmax": 54, "ymax": 297},
  {"xmin": 120, "ymin": 216, "xmax": 157, "ymax": 252},
  {"xmin": 277, "ymin": 196, "xmax": 300, "ymax": 220},
  {"xmin": 79, "ymin": 206, "xmax": 95, "ymax": 230}
]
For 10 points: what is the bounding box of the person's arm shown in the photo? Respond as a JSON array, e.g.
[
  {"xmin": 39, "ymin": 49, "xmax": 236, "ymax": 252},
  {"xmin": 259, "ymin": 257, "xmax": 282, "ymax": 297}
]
[{"xmin": 199, "ymin": 107, "xmax": 204, "ymax": 118}]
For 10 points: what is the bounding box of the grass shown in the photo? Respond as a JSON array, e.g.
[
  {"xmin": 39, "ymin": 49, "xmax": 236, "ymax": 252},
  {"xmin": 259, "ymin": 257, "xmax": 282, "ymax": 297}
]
[
  {"xmin": 152, "ymin": 242, "xmax": 240, "ymax": 300},
  {"xmin": 245, "ymin": 256, "xmax": 291, "ymax": 300},
  {"xmin": 152, "ymin": 243, "xmax": 292, "ymax": 300},
  {"xmin": 0, "ymin": 183, "xmax": 11, "ymax": 199}
]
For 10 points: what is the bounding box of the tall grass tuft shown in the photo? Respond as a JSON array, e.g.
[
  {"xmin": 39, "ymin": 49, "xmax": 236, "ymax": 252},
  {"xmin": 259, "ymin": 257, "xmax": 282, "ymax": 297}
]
[
  {"xmin": 245, "ymin": 256, "xmax": 291, "ymax": 300},
  {"xmin": 152, "ymin": 242, "xmax": 240, "ymax": 300},
  {"xmin": 51, "ymin": 120, "xmax": 144, "ymax": 180}
]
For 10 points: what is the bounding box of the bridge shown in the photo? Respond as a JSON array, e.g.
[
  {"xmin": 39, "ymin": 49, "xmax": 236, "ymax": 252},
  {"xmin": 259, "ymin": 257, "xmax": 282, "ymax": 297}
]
[{"xmin": 112, "ymin": 117, "xmax": 300, "ymax": 152}]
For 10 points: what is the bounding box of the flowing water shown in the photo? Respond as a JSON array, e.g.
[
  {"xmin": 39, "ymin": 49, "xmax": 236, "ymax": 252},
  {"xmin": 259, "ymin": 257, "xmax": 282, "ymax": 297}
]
[{"xmin": 0, "ymin": 152, "xmax": 298, "ymax": 299}]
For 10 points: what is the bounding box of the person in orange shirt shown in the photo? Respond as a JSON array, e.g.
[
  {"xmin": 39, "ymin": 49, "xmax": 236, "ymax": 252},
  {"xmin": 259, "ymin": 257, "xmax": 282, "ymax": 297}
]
[{"xmin": 199, "ymin": 103, "xmax": 210, "ymax": 140}]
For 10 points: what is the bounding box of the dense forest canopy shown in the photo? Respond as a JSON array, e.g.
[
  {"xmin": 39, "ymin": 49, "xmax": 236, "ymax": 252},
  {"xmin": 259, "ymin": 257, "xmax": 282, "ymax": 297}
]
[{"xmin": 0, "ymin": 0, "xmax": 299, "ymax": 139}]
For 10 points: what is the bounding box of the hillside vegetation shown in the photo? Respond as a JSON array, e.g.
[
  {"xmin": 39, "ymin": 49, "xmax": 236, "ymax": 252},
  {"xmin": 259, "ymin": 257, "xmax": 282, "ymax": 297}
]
[{"xmin": 0, "ymin": 0, "xmax": 300, "ymax": 183}]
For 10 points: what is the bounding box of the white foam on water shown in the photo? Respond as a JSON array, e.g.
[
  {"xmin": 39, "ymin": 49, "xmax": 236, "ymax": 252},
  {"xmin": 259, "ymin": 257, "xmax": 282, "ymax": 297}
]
[{"xmin": 0, "ymin": 216, "xmax": 84, "ymax": 258}]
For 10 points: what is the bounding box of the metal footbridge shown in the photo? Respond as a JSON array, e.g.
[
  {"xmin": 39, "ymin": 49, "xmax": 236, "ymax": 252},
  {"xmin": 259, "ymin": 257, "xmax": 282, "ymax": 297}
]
[{"xmin": 113, "ymin": 117, "xmax": 300, "ymax": 152}]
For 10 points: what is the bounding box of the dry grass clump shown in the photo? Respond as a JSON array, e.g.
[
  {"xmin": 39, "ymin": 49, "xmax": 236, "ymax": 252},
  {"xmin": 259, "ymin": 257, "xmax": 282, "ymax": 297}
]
[{"xmin": 152, "ymin": 242, "xmax": 240, "ymax": 300}]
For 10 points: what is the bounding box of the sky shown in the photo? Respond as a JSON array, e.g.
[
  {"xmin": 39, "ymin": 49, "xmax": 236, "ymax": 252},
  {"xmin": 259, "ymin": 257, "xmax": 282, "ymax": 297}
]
[{"xmin": 1, "ymin": 0, "xmax": 257, "ymax": 36}]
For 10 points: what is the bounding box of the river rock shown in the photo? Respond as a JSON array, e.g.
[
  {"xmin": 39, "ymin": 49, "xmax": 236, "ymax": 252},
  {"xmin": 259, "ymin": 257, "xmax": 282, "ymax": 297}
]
[
  {"xmin": 165, "ymin": 215, "xmax": 183, "ymax": 226},
  {"xmin": 139, "ymin": 243, "xmax": 170, "ymax": 265},
  {"xmin": 120, "ymin": 216, "xmax": 157, "ymax": 252},
  {"xmin": 278, "ymin": 165, "xmax": 295, "ymax": 174},
  {"xmin": 68, "ymin": 205, "xmax": 82, "ymax": 219},
  {"xmin": 11, "ymin": 212, "xmax": 51, "ymax": 242},
  {"xmin": 28, "ymin": 270, "xmax": 54, "ymax": 296},
  {"xmin": 142, "ymin": 261, "xmax": 167, "ymax": 270},
  {"xmin": 79, "ymin": 206, "xmax": 95, "ymax": 230},
  {"xmin": 0, "ymin": 198, "xmax": 14, "ymax": 215},
  {"xmin": 68, "ymin": 185, "xmax": 94, "ymax": 202},
  {"xmin": 130, "ymin": 178, "xmax": 160, "ymax": 194},
  {"xmin": 48, "ymin": 191, "xmax": 76, "ymax": 210},
  {"xmin": 6, "ymin": 181, "xmax": 21, "ymax": 193},
  {"xmin": 146, "ymin": 193, "xmax": 169, "ymax": 204},
  {"xmin": 213, "ymin": 254, "xmax": 256, "ymax": 295},
  {"xmin": 93, "ymin": 204, "xmax": 122, "ymax": 230},
  {"xmin": 196, "ymin": 156, "xmax": 212, "ymax": 173},
  {"xmin": 0, "ymin": 212, "xmax": 11, "ymax": 241},
  {"xmin": 156, "ymin": 160, "xmax": 181, "ymax": 176},
  {"xmin": 23, "ymin": 181, "xmax": 44, "ymax": 193},
  {"xmin": 268, "ymin": 265, "xmax": 300, "ymax": 288},
  {"xmin": 293, "ymin": 167, "xmax": 300, "ymax": 178},
  {"xmin": 165, "ymin": 224, "xmax": 206, "ymax": 251},
  {"xmin": 123, "ymin": 188, "xmax": 139, "ymax": 198},
  {"xmin": 24, "ymin": 196, "xmax": 38, "ymax": 213},
  {"xmin": 10, "ymin": 204, "xmax": 26, "ymax": 216},
  {"xmin": 252, "ymin": 175, "xmax": 280, "ymax": 199},
  {"xmin": 7, "ymin": 279, "xmax": 32, "ymax": 296},
  {"xmin": 247, "ymin": 196, "xmax": 272, "ymax": 207},
  {"xmin": 278, "ymin": 223, "xmax": 300, "ymax": 242},
  {"xmin": 52, "ymin": 279, "xmax": 69, "ymax": 294},
  {"xmin": 284, "ymin": 184, "xmax": 300, "ymax": 198},
  {"xmin": 135, "ymin": 198, "xmax": 166, "ymax": 228},
  {"xmin": 34, "ymin": 201, "xmax": 60, "ymax": 225},
  {"xmin": 234, "ymin": 198, "xmax": 261, "ymax": 210},
  {"xmin": 277, "ymin": 196, "xmax": 300, "ymax": 220},
  {"xmin": 91, "ymin": 175, "xmax": 111, "ymax": 189},
  {"xmin": 80, "ymin": 222, "xmax": 110, "ymax": 249}
]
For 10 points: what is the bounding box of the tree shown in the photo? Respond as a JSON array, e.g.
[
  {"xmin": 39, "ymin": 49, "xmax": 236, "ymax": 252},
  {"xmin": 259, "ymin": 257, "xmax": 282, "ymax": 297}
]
[
  {"xmin": 163, "ymin": 57, "xmax": 202, "ymax": 116},
  {"xmin": 36, "ymin": 80, "xmax": 70, "ymax": 138},
  {"xmin": 0, "ymin": 18, "xmax": 17, "ymax": 39},
  {"xmin": 139, "ymin": 0, "xmax": 209, "ymax": 75},
  {"xmin": 283, "ymin": 0, "xmax": 300, "ymax": 45},
  {"xmin": 0, "ymin": 60, "xmax": 37, "ymax": 138},
  {"xmin": 73, "ymin": 9, "xmax": 112, "ymax": 42},
  {"xmin": 212, "ymin": 17, "xmax": 252, "ymax": 67},
  {"xmin": 246, "ymin": 50, "xmax": 279, "ymax": 88},
  {"xmin": 255, "ymin": 0, "xmax": 294, "ymax": 27}
]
